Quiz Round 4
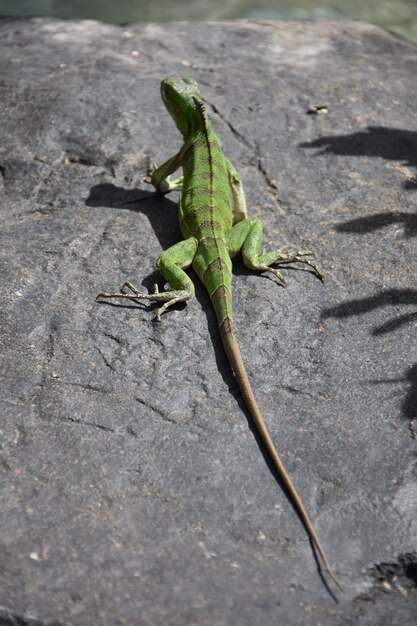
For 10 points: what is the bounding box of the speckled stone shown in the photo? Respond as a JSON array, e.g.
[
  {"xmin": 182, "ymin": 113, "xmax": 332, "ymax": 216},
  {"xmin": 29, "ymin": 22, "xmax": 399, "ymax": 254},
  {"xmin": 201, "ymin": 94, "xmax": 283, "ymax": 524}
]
[{"xmin": 0, "ymin": 17, "xmax": 416, "ymax": 626}]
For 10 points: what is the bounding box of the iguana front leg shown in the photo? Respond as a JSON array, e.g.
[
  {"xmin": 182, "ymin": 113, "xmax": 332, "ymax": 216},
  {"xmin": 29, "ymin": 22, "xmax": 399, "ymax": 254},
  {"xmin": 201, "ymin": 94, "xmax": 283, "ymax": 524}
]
[
  {"xmin": 227, "ymin": 216, "xmax": 324, "ymax": 284},
  {"xmin": 149, "ymin": 146, "xmax": 188, "ymax": 193},
  {"xmin": 97, "ymin": 237, "xmax": 198, "ymax": 320}
]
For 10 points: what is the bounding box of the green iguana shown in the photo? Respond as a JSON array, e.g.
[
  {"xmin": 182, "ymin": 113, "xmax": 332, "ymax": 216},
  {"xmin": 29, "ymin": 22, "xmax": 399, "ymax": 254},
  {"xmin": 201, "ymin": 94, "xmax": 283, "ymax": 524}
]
[{"xmin": 97, "ymin": 77, "xmax": 342, "ymax": 589}]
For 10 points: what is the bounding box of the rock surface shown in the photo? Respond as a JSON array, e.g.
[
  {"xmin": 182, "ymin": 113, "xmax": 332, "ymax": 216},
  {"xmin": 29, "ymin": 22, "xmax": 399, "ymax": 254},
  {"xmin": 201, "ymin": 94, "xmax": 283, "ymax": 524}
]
[{"xmin": 1, "ymin": 16, "xmax": 417, "ymax": 626}]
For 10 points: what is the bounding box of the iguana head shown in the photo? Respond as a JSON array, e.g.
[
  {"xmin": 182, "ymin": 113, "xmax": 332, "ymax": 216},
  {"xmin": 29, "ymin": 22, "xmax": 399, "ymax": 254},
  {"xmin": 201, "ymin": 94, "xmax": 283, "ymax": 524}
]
[{"xmin": 160, "ymin": 77, "xmax": 204, "ymax": 138}]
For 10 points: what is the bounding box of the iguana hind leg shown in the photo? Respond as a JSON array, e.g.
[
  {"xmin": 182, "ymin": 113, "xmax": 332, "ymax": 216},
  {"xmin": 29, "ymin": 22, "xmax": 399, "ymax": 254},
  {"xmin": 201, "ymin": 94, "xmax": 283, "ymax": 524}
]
[
  {"xmin": 97, "ymin": 237, "xmax": 198, "ymax": 320},
  {"xmin": 227, "ymin": 216, "xmax": 323, "ymax": 284}
]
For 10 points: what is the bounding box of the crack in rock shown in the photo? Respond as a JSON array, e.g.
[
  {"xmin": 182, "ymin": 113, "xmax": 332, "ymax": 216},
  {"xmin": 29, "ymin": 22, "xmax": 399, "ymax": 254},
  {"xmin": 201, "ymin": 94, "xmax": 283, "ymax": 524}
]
[
  {"xmin": 95, "ymin": 345, "xmax": 118, "ymax": 372},
  {"xmin": 206, "ymin": 100, "xmax": 284, "ymax": 201},
  {"xmin": 53, "ymin": 380, "xmax": 112, "ymax": 394},
  {"xmin": 134, "ymin": 394, "xmax": 177, "ymax": 424},
  {"xmin": 63, "ymin": 416, "xmax": 116, "ymax": 433},
  {"xmin": 255, "ymin": 150, "xmax": 280, "ymax": 193},
  {"xmin": 207, "ymin": 100, "xmax": 252, "ymax": 150}
]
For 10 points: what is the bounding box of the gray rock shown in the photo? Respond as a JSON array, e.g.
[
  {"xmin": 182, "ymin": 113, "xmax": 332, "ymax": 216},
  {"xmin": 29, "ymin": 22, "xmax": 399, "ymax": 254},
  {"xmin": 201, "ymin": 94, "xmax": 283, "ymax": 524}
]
[{"xmin": 1, "ymin": 16, "xmax": 416, "ymax": 626}]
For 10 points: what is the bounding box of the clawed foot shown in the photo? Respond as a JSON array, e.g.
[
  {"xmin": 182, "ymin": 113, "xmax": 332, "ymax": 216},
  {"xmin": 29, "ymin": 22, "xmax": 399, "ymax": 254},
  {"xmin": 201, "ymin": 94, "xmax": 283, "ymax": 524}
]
[
  {"xmin": 278, "ymin": 250, "xmax": 324, "ymax": 282},
  {"xmin": 96, "ymin": 281, "xmax": 150, "ymax": 305},
  {"xmin": 144, "ymin": 162, "xmax": 183, "ymax": 193},
  {"xmin": 265, "ymin": 249, "xmax": 324, "ymax": 285},
  {"xmin": 96, "ymin": 281, "xmax": 191, "ymax": 321},
  {"xmin": 143, "ymin": 161, "xmax": 157, "ymax": 185}
]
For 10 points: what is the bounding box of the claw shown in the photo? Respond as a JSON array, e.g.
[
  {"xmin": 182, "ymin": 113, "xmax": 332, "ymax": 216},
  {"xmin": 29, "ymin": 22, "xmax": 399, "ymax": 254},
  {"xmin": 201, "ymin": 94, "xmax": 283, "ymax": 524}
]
[
  {"xmin": 121, "ymin": 282, "xmax": 144, "ymax": 296},
  {"xmin": 268, "ymin": 267, "xmax": 287, "ymax": 286},
  {"xmin": 273, "ymin": 251, "xmax": 324, "ymax": 282},
  {"xmin": 97, "ymin": 279, "xmax": 193, "ymax": 319},
  {"xmin": 96, "ymin": 281, "xmax": 149, "ymax": 305},
  {"xmin": 144, "ymin": 162, "xmax": 159, "ymax": 185},
  {"xmin": 289, "ymin": 257, "xmax": 324, "ymax": 281}
]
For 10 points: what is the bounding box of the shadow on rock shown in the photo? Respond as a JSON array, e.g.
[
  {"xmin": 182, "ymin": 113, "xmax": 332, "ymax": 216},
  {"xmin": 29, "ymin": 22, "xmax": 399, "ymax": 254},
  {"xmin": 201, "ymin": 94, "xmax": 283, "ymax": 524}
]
[
  {"xmin": 369, "ymin": 363, "xmax": 417, "ymax": 424},
  {"xmin": 86, "ymin": 182, "xmax": 185, "ymax": 306},
  {"xmin": 322, "ymin": 288, "xmax": 417, "ymax": 335},
  {"xmin": 300, "ymin": 126, "xmax": 417, "ymax": 236},
  {"xmin": 334, "ymin": 211, "xmax": 417, "ymax": 237},
  {"xmin": 300, "ymin": 126, "xmax": 417, "ymax": 177},
  {"xmin": 402, "ymin": 364, "xmax": 417, "ymax": 422},
  {"xmin": 324, "ymin": 290, "xmax": 417, "ymax": 424},
  {"xmin": 86, "ymin": 182, "xmax": 181, "ymax": 251}
]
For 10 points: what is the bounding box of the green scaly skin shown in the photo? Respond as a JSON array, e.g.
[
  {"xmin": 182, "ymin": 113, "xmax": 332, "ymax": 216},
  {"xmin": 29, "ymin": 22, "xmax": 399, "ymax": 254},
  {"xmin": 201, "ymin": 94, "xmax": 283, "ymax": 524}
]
[{"xmin": 97, "ymin": 78, "xmax": 342, "ymax": 590}]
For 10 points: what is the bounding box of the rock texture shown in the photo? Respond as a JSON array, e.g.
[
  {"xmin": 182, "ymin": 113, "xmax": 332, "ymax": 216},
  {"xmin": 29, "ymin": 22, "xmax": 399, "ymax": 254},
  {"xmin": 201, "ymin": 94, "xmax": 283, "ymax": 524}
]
[{"xmin": 1, "ymin": 17, "xmax": 417, "ymax": 626}]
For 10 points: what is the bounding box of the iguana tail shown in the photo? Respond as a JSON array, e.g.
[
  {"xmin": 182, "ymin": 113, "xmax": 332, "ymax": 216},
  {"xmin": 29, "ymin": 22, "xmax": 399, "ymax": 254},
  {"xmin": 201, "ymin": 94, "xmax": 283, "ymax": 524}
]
[{"xmin": 219, "ymin": 318, "xmax": 343, "ymax": 591}]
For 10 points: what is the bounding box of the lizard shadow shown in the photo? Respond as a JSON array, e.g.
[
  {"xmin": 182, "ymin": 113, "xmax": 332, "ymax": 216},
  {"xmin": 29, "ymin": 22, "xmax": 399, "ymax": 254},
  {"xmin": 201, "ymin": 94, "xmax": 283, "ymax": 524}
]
[
  {"xmin": 300, "ymin": 126, "xmax": 417, "ymax": 237},
  {"xmin": 88, "ymin": 182, "xmax": 340, "ymax": 595},
  {"xmin": 87, "ymin": 182, "xmax": 187, "ymax": 301},
  {"xmin": 87, "ymin": 182, "xmax": 242, "ymax": 387},
  {"xmin": 86, "ymin": 182, "xmax": 181, "ymax": 251},
  {"xmin": 201, "ymin": 275, "xmax": 338, "ymax": 597},
  {"xmin": 87, "ymin": 188, "xmax": 261, "ymax": 434}
]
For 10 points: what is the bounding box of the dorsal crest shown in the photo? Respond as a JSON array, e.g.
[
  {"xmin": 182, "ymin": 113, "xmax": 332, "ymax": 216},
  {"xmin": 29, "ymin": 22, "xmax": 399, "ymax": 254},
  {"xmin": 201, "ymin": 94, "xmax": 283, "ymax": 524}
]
[{"xmin": 192, "ymin": 96, "xmax": 210, "ymax": 134}]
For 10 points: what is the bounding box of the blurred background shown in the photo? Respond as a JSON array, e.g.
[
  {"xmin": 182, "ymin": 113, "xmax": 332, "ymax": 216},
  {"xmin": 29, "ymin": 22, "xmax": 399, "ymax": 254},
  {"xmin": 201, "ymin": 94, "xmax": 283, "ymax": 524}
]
[{"xmin": 0, "ymin": 0, "xmax": 416, "ymax": 42}]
